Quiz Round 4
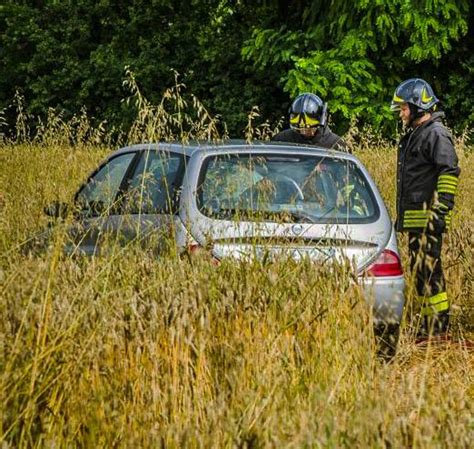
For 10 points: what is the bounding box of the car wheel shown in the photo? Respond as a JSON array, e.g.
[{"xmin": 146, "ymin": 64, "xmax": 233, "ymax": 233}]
[{"xmin": 374, "ymin": 323, "xmax": 400, "ymax": 362}]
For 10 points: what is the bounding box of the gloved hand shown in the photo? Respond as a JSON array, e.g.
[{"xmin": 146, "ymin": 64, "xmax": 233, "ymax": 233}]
[{"xmin": 428, "ymin": 208, "xmax": 447, "ymax": 235}]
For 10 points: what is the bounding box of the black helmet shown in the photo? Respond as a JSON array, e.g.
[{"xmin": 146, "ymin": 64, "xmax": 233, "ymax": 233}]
[
  {"xmin": 390, "ymin": 78, "xmax": 439, "ymax": 113},
  {"xmin": 289, "ymin": 93, "xmax": 328, "ymax": 129}
]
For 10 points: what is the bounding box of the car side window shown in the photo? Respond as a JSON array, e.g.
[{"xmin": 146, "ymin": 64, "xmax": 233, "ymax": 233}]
[
  {"xmin": 76, "ymin": 152, "xmax": 136, "ymax": 216},
  {"xmin": 125, "ymin": 150, "xmax": 184, "ymax": 214}
]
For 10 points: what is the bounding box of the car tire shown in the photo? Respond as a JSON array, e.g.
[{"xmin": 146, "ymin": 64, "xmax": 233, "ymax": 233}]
[{"xmin": 374, "ymin": 323, "xmax": 400, "ymax": 362}]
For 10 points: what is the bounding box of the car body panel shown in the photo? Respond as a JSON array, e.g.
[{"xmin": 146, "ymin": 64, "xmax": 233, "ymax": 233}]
[
  {"xmin": 180, "ymin": 145, "xmax": 392, "ymax": 272},
  {"xmin": 360, "ymin": 228, "xmax": 405, "ymax": 324},
  {"xmin": 60, "ymin": 141, "xmax": 405, "ymax": 324}
]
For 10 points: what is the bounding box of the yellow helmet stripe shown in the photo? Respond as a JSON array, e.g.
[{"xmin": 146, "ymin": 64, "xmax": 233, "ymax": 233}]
[
  {"xmin": 290, "ymin": 113, "xmax": 320, "ymax": 127},
  {"xmin": 421, "ymin": 87, "xmax": 433, "ymax": 103},
  {"xmin": 304, "ymin": 115, "xmax": 320, "ymax": 126},
  {"xmin": 392, "ymin": 94, "xmax": 404, "ymax": 103},
  {"xmin": 290, "ymin": 114, "xmax": 300, "ymax": 124}
]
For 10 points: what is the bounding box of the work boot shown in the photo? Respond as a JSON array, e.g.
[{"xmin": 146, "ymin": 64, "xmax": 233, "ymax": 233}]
[
  {"xmin": 416, "ymin": 310, "xmax": 450, "ymax": 343},
  {"xmin": 427, "ymin": 310, "xmax": 450, "ymax": 335}
]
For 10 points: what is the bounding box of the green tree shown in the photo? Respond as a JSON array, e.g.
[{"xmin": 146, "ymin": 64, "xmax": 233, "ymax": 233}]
[
  {"xmin": 0, "ymin": 0, "xmax": 472, "ymax": 137},
  {"xmin": 242, "ymin": 0, "xmax": 471, "ymax": 133},
  {"xmin": 0, "ymin": 0, "xmax": 285, "ymax": 137}
]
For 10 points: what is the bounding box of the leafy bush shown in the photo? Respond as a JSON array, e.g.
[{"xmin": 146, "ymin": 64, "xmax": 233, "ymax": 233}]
[{"xmin": 1, "ymin": 1, "xmax": 472, "ymax": 137}]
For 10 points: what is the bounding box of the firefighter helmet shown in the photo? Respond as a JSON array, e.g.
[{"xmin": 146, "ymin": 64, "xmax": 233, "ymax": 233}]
[
  {"xmin": 289, "ymin": 93, "xmax": 328, "ymax": 129},
  {"xmin": 390, "ymin": 78, "xmax": 439, "ymax": 112}
]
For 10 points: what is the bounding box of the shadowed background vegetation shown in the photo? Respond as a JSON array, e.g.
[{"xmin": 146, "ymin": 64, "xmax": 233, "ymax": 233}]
[{"xmin": 1, "ymin": 0, "xmax": 473, "ymax": 138}]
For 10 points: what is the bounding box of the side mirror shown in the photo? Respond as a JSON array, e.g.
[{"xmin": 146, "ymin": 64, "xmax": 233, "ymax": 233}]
[{"xmin": 44, "ymin": 201, "xmax": 69, "ymax": 219}]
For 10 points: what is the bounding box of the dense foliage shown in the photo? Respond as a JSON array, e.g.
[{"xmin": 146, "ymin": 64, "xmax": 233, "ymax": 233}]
[{"xmin": 1, "ymin": 0, "xmax": 472, "ymax": 137}]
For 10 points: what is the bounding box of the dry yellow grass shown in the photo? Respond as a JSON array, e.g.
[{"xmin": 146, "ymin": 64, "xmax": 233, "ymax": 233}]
[
  {"xmin": 0, "ymin": 140, "xmax": 472, "ymax": 448},
  {"xmin": 0, "ymin": 84, "xmax": 472, "ymax": 447}
]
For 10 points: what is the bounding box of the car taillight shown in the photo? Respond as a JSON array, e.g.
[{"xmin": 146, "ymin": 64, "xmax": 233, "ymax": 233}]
[
  {"xmin": 187, "ymin": 243, "xmax": 220, "ymax": 265},
  {"xmin": 366, "ymin": 249, "xmax": 403, "ymax": 277}
]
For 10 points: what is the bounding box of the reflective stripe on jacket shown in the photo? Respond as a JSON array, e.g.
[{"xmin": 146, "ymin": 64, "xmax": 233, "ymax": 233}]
[{"xmin": 396, "ymin": 112, "xmax": 460, "ymax": 232}]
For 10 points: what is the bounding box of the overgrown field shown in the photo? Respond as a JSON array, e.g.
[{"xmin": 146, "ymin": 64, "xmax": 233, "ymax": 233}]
[{"xmin": 0, "ymin": 142, "xmax": 473, "ymax": 448}]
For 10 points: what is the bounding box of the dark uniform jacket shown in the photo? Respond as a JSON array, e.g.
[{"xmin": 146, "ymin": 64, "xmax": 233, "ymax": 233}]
[
  {"xmin": 396, "ymin": 112, "xmax": 460, "ymax": 232},
  {"xmin": 271, "ymin": 127, "xmax": 349, "ymax": 152}
]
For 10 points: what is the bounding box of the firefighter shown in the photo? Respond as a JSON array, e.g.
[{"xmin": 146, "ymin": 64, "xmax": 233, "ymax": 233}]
[
  {"xmin": 272, "ymin": 93, "xmax": 350, "ymax": 152},
  {"xmin": 391, "ymin": 78, "xmax": 460, "ymax": 337}
]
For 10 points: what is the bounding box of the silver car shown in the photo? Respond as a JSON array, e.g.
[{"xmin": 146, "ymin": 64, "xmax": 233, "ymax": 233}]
[{"xmin": 46, "ymin": 141, "xmax": 405, "ymax": 355}]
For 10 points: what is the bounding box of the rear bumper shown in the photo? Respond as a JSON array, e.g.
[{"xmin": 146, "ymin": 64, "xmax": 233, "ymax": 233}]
[{"xmin": 359, "ymin": 275, "xmax": 405, "ymax": 325}]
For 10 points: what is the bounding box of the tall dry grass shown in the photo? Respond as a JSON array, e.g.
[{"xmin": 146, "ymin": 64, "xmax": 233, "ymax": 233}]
[{"xmin": 0, "ymin": 81, "xmax": 473, "ymax": 448}]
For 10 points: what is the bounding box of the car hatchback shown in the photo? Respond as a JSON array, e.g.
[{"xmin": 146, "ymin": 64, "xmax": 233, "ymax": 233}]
[{"xmin": 46, "ymin": 141, "xmax": 405, "ymax": 354}]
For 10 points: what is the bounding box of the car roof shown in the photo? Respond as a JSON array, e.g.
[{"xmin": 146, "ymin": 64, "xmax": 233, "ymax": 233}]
[{"xmin": 112, "ymin": 140, "xmax": 356, "ymax": 161}]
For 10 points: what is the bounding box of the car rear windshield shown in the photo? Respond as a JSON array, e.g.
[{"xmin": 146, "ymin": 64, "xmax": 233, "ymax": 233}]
[{"xmin": 197, "ymin": 153, "xmax": 380, "ymax": 224}]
